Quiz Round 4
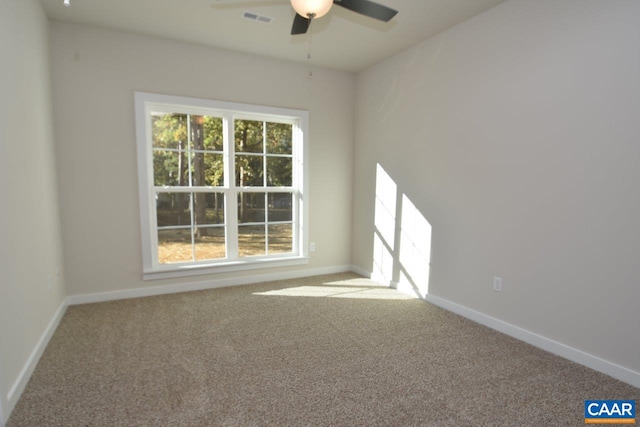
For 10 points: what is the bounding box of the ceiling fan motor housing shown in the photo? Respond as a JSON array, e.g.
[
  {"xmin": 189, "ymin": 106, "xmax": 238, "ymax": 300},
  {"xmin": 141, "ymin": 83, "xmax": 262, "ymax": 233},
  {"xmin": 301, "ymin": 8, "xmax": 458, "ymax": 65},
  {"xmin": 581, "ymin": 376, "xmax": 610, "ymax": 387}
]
[{"xmin": 290, "ymin": 0, "xmax": 333, "ymax": 19}]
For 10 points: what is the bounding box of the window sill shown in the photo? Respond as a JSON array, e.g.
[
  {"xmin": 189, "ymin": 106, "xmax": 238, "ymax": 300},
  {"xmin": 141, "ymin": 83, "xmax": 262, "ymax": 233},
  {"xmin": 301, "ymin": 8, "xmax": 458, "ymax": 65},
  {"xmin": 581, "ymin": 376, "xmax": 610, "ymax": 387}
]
[{"xmin": 143, "ymin": 256, "xmax": 309, "ymax": 281}]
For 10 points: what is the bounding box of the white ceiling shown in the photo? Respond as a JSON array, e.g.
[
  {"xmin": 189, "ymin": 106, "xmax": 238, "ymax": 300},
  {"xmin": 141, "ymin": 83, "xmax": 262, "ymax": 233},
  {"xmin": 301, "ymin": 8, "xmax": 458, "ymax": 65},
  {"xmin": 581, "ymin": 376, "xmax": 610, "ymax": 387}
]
[{"xmin": 40, "ymin": 0, "xmax": 506, "ymax": 72}]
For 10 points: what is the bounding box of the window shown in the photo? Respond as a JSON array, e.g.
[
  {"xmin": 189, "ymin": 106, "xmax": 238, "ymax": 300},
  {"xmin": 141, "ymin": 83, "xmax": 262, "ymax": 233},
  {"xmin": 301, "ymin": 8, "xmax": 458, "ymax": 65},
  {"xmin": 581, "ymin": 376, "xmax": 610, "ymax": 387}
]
[{"xmin": 135, "ymin": 93, "xmax": 308, "ymax": 279}]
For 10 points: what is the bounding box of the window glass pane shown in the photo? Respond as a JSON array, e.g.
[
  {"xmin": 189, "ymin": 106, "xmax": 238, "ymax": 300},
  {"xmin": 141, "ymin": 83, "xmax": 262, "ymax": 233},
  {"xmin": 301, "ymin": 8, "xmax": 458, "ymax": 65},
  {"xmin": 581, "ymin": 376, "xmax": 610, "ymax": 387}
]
[
  {"xmin": 266, "ymin": 122, "xmax": 292, "ymax": 155},
  {"xmin": 156, "ymin": 192, "xmax": 191, "ymax": 227},
  {"xmin": 203, "ymin": 116, "xmax": 223, "ymax": 151},
  {"xmin": 238, "ymin": 225, "xmax": 266, "ymax": 257},
  {"xmin": 158, "ymin": 229, "xmax": 193, "ymax": 264},
  {"xmin": 266, "ymin": 157, "xmax": 292, "ymax": 187},
  {"xmin": 139, "ymin": 94, "xmax": 306, "ymax": 272},
  {"xmin": 268, "ymin": 193, "xmax": 292, "ymax": 222},
  {"xmin": 193, "ymin": 192, "xmax": 225, "ymax": 226},
  {"xmin": 191, "ymin": 151, "xmax": 206, "ymax": 187},
  {"xmin": 268, "ymin": 224, "xmax": 293, "ymax": 254},
  {"xmin": 191, "ymin": 115, "xmax": 206, "ymax": 152},
  {"xmin": 192, "ymin": 153, "xmax": 224, "ymax": 187},
  {"xmin": 194, "ymin": 227, "xmax": 226, "ymax": 261},
  {"xmin": 153, "ymin": 150, "xmax": 190, "ymax": 187},
  {"xmin": 152, "ymin": 113, "xmax": 188, "ymax": 150},
  {"xmin": 235, "ymin": 155, "xmax": 264, "ymax": 187},
  {"xmin": 204, "ymin": 153, "xmax": 224, "ymax": 186},
  {"xmin": 238, "ymin": 193, "xmax": 265, "ymax": 224},
  {"xmin": 235, "ymin": 120, "xmax": 264, "ymax": 153}
]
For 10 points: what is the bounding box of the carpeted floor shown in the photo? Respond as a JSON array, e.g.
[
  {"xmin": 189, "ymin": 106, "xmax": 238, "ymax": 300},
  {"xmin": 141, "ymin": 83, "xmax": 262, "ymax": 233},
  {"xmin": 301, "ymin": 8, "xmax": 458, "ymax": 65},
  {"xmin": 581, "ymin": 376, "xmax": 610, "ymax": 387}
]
[{"xmin": 7, "ymin": 273, "xmax": 639, "ymax": 426}]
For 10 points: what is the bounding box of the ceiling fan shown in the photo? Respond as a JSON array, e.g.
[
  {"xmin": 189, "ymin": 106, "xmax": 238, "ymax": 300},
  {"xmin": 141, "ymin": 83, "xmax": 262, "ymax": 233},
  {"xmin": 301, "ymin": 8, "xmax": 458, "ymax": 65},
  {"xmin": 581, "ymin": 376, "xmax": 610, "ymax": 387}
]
[
  {"xmin": 289, "ymin": 0, "xmax": 398, "ymax": 35},
  {"xmin": 214, "ymin": 0, "xmax": 398, "ymax": 35}
]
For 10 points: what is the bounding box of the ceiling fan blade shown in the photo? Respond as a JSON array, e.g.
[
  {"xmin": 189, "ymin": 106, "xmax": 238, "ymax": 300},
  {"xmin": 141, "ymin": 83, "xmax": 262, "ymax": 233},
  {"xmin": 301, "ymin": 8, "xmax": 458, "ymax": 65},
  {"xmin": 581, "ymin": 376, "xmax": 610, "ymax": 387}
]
[
  {"xmin": 333, "ymin": 0, "xmax": 398, "ymax": 22},
  {"xmin": 291, "ymin": 13, "xmax": 311, "ymax": 35}
]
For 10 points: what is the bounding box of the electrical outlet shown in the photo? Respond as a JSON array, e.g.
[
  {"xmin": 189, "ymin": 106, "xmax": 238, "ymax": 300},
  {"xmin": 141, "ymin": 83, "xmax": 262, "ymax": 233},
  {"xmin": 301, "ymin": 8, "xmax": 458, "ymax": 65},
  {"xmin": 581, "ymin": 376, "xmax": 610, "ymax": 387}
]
[
  {"xmin": 310, "ymin": 242, "xmax": 316, "ymax": 252},
  {"xmin": 493, "ymin": 277, "xmax": 503, "ymax": 292}
]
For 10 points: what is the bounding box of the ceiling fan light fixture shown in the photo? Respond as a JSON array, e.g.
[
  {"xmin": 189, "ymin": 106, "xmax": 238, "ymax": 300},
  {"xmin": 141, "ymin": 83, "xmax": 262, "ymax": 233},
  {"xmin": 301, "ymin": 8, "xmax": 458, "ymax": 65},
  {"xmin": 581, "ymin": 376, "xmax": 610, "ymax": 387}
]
[{"xmin": 290, "ymin": 0, "xmax": 333, "ymax": 19}]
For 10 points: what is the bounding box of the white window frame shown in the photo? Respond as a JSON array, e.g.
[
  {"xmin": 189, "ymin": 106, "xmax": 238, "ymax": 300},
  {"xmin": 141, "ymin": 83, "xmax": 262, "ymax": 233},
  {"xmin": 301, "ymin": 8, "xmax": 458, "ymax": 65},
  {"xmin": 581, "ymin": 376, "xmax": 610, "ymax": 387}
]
[{"xmin": 134, "ymin": 92, "xmax": 309, "ymax": 280}]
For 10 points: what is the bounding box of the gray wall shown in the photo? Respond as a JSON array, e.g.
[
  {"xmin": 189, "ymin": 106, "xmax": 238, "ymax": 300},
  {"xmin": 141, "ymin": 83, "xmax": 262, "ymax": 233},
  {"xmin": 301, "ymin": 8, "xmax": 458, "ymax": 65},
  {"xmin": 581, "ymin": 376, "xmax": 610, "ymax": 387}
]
[
  {"xmin": 353, "ymin": 0, "xmax": 640, "ymax": 375},
  {"xmin": 0, "ymin": 0, "xmax": 66, "ymax": 417},
  {"xmin": 49, "ymin": 23, "xmax": 356, "ymax": 296},
  {"xmin": 3, "ymin": 1, "xmax": 639, "ymax": 422}
]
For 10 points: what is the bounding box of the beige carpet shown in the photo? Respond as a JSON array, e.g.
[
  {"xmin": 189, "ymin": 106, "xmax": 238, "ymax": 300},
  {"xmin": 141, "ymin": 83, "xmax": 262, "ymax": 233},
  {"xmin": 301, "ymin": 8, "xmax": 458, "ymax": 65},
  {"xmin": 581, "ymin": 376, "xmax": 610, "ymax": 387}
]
[{"xmin": 7, "ymin": 273, "xmax": 639, "ymax": 426}]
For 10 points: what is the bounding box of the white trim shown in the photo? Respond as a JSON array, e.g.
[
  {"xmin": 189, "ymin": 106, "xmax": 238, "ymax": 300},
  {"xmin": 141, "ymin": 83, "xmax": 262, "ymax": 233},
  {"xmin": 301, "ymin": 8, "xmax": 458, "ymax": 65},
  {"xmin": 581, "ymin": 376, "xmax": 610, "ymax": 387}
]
[
  {"xmin": 68, "ymin": 265, "xmax": 353, "ymax": 305},
  {"xmin": 143, "ymin": 256, "xmax": 309, "ymax": 280},
  {"xmin": 350, "ymin": 264, "xmax": 372, "ymax": 279},
  {"xmin": 134, "ymin": 93, "xmax": 155, "ymax": 272},
  {"xmin": 422, "ymin": 293, "xmax": 640, "ymax": 389},
  {"xmin": 6, "ymin": 299, "xmax": 68, "ymax": 414},
  {"xmin": 11, "ymin": 265, "xmax": 638, "ymax": 427},
  {"xmin": 354, "ymin": 266, "xmax": 640, "ymax": 388},
  {"xmin": 134, "ymin": 92, "xmax": 309, "ymax": 278}
]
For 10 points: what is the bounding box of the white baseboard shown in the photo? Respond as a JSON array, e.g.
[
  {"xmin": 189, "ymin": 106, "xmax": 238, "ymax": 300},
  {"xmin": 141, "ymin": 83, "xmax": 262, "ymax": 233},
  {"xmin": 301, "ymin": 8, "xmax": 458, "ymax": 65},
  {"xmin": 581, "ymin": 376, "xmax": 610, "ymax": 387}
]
[
  {"xmin": 6, "ymin": 299, "xmax": 68, "ymax": 414},
  {"xmin": 350, "ymin": 265, "xmax": 371, "ymax": 278},
  {"xmin": 423, "ymin": 293, "xmax": 640, "ymax": 389},
  {"xmin": 67, "ymin": 265, "xmax": 354, "ymax": 305},
  {"xmin": 11, "ymin": 264, "xmax": 637, "ymax": 427},
  {"xmin": 4, "ymin": 265, "xmax": 355, "ymax": 423},
  {"xmin": 355, "ymin": 267, "xmax": 640, "ymax": 388}
]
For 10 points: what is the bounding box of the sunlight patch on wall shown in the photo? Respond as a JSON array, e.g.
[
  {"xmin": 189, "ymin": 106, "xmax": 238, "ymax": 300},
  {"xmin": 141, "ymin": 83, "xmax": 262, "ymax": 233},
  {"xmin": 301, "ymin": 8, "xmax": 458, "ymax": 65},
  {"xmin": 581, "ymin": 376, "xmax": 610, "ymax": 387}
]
[
  {"xmin": 398, "ymin": 195, "xmax": 431, "ymax": 297},
  {"xmin": 374, "ymin": 164, "xmax": 397, "ymax": 250},
  {"xmin": 372, "ymin": 164, "xmax": 397, "ymax": 285},
  {"xmin": 373, "ymin": 233, "xmax": 394, "ymax": 285},
  {"xmin": 372, "ymin": 163, "xmax": 432, "ymax": 298}
]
